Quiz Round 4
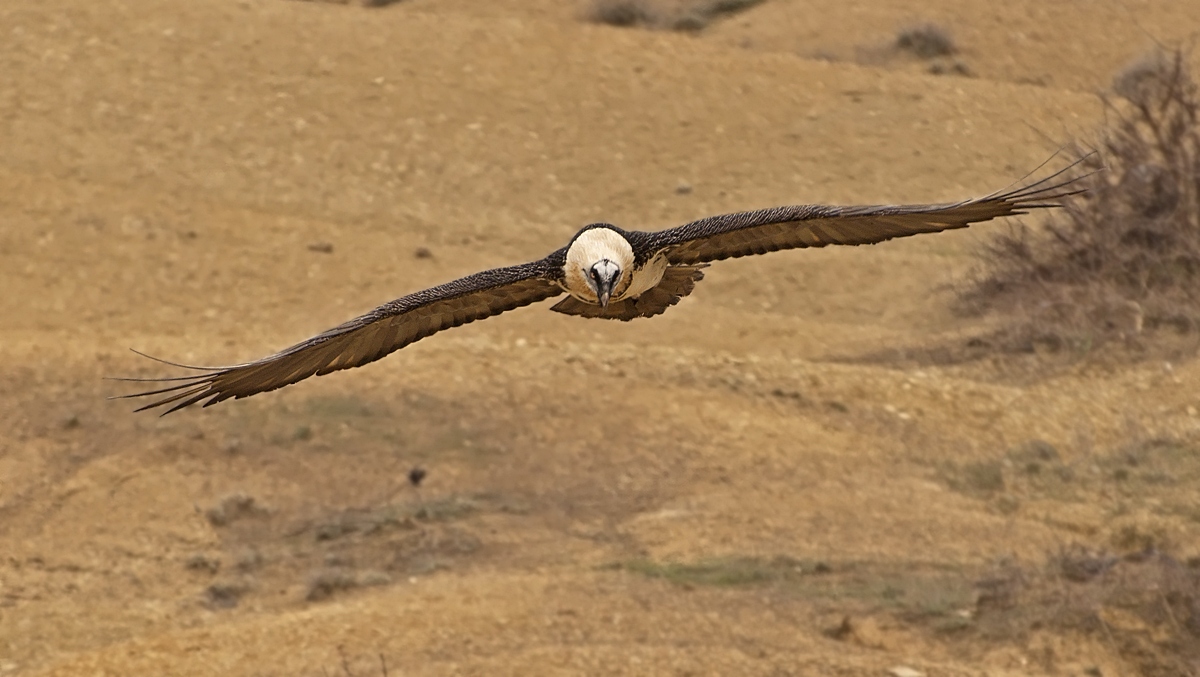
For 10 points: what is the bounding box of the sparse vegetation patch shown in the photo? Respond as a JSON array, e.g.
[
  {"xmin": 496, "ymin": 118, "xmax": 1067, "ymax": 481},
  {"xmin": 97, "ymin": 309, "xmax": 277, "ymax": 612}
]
[
  {"xmin": 609, "ymin": 557, "xmax": 977, "ymax": 624},
  {"xmin": 614, "ymin": 555, "xmax": 807, "ymax": 586},
  {"xmin": 973, "ymin": 548, "xmax": 1200, "ymax": 675},
  {"xmin": 940, "ymin": 432, "xmax": 1200, "ymax": 528},
  {"xmin": 959, "ymin": 49, "xmax": 1200, "ymax": 357}
]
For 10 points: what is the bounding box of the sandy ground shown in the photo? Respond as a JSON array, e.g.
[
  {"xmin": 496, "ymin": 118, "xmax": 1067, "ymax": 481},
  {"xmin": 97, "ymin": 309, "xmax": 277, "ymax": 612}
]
[{"xmin": 2, "ymin": 0, "xmax": 1199, "ymax": 675}]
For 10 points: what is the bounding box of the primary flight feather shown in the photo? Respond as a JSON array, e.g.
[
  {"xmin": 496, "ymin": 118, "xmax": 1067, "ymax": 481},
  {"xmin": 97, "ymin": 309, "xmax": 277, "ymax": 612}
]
[{"xmin": 113, "ymin": 158, "xmax": 1091, "ymax": 414}]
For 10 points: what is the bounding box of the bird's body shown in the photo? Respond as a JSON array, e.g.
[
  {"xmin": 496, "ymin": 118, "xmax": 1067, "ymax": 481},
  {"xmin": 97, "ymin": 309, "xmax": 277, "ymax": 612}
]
[
  {"xmin": 114, "ymin": 158, "xmax": 1092, "ymax": 414},
  {"xmin": 561, "ymin": 226, "xmax": 665, "ymax": 305}
]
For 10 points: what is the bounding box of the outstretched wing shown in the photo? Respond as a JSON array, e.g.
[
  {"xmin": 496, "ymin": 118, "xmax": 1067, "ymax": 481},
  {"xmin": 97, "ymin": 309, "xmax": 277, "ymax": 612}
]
[
  {"xmin": 640, "ymin": 157, "xmax": 1094, "ymax": 266},
  {"xmin": 112, "ymin": 261, "xmax": 564, "ymax": 414}
]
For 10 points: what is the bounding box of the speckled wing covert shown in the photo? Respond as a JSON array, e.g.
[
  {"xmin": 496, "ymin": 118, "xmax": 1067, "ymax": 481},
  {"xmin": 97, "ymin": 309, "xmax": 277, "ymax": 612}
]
[
  {"xmin": 112, "ymin": 261, "xmax": 564, "ymax": 414},
  {"xmin": 640, "ymin": 158, "xmax": 1092, "ymax": 265}
]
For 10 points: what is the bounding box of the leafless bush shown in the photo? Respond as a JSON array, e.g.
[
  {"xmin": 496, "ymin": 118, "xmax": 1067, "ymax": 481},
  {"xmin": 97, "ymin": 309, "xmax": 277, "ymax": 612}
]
[{"xmin": 959, "ymin": 49, "xmax": 1200, "ymax": 357}]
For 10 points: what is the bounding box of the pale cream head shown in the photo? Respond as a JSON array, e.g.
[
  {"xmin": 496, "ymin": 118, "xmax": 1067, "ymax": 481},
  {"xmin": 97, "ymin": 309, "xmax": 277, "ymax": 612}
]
[{"xmin": 563, "ymin": 227, "xmax": 635, "ymax": 305}]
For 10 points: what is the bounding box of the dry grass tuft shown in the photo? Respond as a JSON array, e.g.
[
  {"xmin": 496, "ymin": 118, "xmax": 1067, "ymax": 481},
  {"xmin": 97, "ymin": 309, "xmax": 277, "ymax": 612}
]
[
  {"xmin": 958, "ymin": 49, "xmax": 1200, "ymax": 358},
  {"xmin": 306, "ymin": 568, "xmax": 392, "ymax": 601},
  {"xmin": 306, "ymin": 569, "xmax": 358, "ymax": 601}
]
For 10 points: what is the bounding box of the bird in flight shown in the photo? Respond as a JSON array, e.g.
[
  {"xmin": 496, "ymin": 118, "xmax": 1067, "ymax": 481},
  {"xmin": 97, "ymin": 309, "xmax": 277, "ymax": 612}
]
[{"xmin": 114, "ymin": 159, "xmax": 1090, "ymax": 414}]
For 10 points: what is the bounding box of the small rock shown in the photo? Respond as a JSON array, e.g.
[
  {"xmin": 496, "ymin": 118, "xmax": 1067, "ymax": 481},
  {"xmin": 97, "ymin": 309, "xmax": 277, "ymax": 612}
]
[
  {"xmin": 408, "ymin": 467, "xmax": 427, "ymax": 487},
  {"xmin": 413, "ymin": 246, "xmax": 433, "ymax": 259},
  {"xmin": 307, "ymin": 242, "xmax": 334, "ymax": 254},
  {"xmin": 675, "ymin": 181, "xmax": 693, "ymax": 195},
  {"xmin": 888, "ymin": 667, "xmax": 924, "ymax": 677}
]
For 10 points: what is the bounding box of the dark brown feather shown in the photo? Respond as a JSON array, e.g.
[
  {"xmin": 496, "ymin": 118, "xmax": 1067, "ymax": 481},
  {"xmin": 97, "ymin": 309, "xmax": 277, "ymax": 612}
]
[
  {"xmin": 639, "ymin": 158, "xmax": 1093, "ymax": 265},
  {"xmin": 112, "ymin": 261, "xmax": 563, "ymax": 414}
]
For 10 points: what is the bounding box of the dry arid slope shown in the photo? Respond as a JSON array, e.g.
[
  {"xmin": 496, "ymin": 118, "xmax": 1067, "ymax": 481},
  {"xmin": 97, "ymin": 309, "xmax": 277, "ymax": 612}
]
[{"xmin": 1, "ymin": 0, "xmax": 1199, "ymax": 675}]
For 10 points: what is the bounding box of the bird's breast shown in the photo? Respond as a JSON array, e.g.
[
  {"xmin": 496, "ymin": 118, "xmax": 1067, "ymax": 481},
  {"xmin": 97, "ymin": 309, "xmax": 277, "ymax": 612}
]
[{"xmin": 616, "ymin": 254, "xmax": 668, "ymax": 301}]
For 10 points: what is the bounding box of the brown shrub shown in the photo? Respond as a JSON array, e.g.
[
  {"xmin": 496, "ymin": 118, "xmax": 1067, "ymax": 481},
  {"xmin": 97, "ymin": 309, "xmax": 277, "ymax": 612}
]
[
  {"xmin": 958, "ymin": 49, "xmax": 1200, "ymax": 357},
  {"xmin": 584, "ymin": 0, "xmax": 660, "ymax": 28},
  {"xmin": 896, "ymin": 23, "xmax": 957, "ymax": 58},
  {"xmin": 583, "ymin": 0, "xmax": 765, "ymax": 31}
]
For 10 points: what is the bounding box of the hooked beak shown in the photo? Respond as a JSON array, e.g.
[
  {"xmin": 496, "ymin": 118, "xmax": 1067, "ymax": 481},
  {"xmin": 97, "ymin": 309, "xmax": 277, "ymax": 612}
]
[{"xmin": 589, "ymin": 259, "xmax": 620, "ymax": 308}]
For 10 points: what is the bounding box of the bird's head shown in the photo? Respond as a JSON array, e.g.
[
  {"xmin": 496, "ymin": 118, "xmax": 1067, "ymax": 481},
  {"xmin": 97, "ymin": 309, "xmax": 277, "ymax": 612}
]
[
  {"xmin": 586, "ymin": 258, "xmax": 621, "ymax": 308},
  {"xmin": 565, "ymin": 225, "xmax": 634, "ymax": 307}
]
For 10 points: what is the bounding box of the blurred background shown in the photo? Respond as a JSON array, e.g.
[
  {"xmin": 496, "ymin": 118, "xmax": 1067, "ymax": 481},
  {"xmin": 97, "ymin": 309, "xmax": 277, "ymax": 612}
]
[{"xmin": 1, "ymin": 0, "xmax": 1198, "ymax": 674}]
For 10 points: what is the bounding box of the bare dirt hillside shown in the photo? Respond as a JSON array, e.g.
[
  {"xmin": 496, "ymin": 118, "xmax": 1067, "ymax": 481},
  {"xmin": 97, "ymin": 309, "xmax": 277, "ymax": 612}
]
[{"xmin": 2, "ymin": 1, "xmax": 1199, "ymax": 675}]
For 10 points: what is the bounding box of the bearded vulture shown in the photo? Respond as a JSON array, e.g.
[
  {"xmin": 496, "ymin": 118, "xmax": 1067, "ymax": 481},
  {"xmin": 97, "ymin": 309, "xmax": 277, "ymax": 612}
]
[{"xmin": 113, "ymin": 159, "xmax": 1091, "ymax": 414}]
